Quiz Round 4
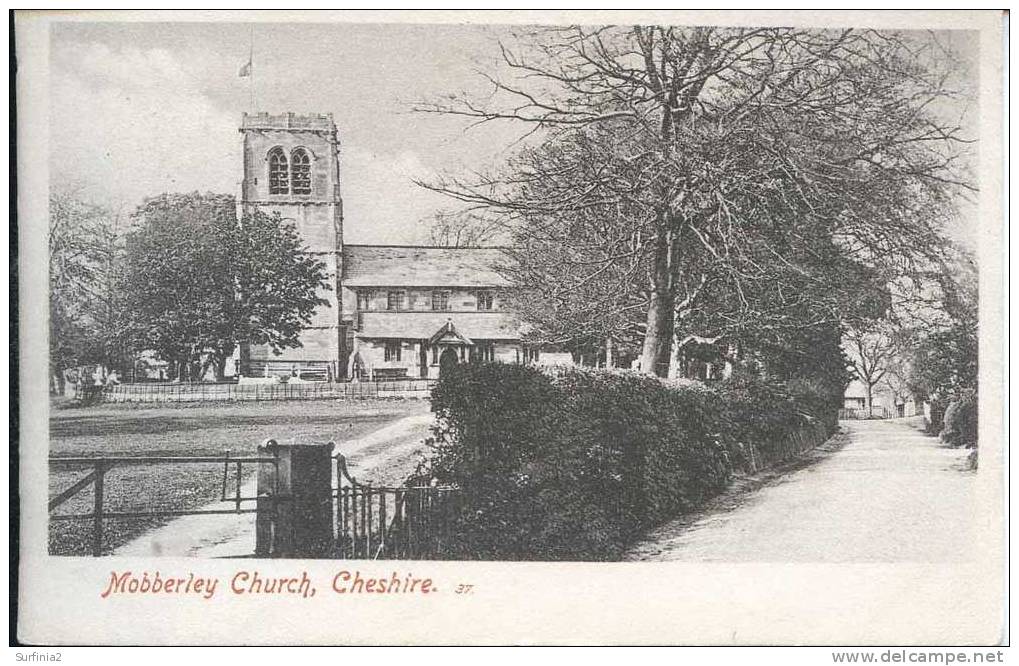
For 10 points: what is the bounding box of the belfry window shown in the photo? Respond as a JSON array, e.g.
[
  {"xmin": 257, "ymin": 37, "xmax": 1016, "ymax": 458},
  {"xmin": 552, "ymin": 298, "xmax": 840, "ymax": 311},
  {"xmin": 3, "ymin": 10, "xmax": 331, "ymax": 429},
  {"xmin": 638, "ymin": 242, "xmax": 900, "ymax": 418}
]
[
  {"xmin": 268, "ymin": 148, "xmax": 289, "ymax": 194},
  {"xmin": 291, "ymin": 148, "xmax": 311, "ymax": 195}
]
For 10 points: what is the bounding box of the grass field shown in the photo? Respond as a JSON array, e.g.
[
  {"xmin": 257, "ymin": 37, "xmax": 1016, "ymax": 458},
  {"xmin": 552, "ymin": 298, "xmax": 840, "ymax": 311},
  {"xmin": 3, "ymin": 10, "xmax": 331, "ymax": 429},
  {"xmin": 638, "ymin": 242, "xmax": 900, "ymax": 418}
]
[{"xmin": 48, "ymin": 398, "xmax": 432, "ymax": 555}]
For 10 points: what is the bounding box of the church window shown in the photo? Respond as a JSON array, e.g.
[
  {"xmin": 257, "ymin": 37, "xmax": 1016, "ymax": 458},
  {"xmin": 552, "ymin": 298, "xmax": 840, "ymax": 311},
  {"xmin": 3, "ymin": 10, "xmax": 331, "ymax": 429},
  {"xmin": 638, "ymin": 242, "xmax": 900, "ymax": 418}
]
[
  {"xmin": 291, "ymin": 148, "xmax": 312, "ymax": 195},
  {"xmin": 431, "ymin": 290, "xmax": 450, "ymax": 311},
  {"xmin": 268, "ymin": 148, "xmax": 289, "ymax": 194},
  {"xmin": 384, "ymin": 341, "xmax": 402, "ymax": 362},
  {"xmin": 474, "ymin": 341, "xmax": 495, "ymax": 362},
  {"xmin": 477, "ymin": 291, "xmax": 494, "ymax": 311},
  {"xmin": 387, "ymin": 290, "xmax": 405, "ymax": 311}
]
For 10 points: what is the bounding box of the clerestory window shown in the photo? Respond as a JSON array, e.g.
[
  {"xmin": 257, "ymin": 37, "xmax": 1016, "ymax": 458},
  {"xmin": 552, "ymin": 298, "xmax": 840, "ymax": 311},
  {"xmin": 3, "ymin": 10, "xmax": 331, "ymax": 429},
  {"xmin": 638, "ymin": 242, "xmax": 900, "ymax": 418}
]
[
  {"xmin": 431, "ymin": 290, "xmax": 450, "ymax": 311},
  {"xmin": 387, "ymin": 291, "xmax": 405, "ymax": 311}
]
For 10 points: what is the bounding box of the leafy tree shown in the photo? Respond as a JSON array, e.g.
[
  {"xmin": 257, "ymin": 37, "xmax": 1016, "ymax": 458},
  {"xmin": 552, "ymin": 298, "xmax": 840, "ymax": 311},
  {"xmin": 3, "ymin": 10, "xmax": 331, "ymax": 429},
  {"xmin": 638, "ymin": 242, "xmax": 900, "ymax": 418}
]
[
  {"xmin": 48, "ymin": 191, "xmax": 120, "ymax": 394},
  {"xmin": 120, "ymin": 192, "xmax": 328, "ymax": 380},
  {"xmin": 418, "ymin": 26, "xmax": 974, "ymax": 378},
  {"xmin": 910, "ymin": 269, "xmax": 977, "ymax": 401}
]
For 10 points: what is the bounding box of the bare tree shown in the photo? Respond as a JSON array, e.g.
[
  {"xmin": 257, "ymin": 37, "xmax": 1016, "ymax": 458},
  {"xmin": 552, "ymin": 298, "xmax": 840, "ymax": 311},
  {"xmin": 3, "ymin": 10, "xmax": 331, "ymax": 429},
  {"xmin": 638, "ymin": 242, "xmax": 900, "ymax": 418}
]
[
  {"xmin": 417, "ymin": 26, "xmax": 974, "ymax": 377},
  {"xmin": 427, "ymin": 209, "xmax": 503, "ymax": 247},
  {"xmin": 845, "ymin": 328, "xmax": 896, "ymax": 417}
]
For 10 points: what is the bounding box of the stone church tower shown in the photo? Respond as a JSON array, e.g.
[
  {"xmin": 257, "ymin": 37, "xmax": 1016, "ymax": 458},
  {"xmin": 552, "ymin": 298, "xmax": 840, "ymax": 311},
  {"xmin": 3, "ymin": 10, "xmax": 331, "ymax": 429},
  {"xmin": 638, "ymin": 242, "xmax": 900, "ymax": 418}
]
[{"xmin": 238, "ymin": 112, "xmax": 347, "ymax": 379}]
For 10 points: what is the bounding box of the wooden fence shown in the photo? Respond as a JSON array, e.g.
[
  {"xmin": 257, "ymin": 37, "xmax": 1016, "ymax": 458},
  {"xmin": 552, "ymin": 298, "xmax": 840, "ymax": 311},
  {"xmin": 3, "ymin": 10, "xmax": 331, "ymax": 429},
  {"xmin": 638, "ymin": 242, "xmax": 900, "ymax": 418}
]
[{"xmin": 728, "ymin": 420, "xmax": 830, "ymax": 475}]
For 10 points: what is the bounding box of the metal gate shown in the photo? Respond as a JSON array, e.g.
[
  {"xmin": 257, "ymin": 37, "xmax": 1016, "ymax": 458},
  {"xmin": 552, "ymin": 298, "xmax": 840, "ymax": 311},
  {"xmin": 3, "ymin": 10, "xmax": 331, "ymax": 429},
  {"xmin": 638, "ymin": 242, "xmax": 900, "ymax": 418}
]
[
  {"xmin": 49, "ymin": 452, "xmax": 279, "ymax": 556},
  {"xmin": 333, "ymin": 454, "xmax": 461, "ymax": 560}
]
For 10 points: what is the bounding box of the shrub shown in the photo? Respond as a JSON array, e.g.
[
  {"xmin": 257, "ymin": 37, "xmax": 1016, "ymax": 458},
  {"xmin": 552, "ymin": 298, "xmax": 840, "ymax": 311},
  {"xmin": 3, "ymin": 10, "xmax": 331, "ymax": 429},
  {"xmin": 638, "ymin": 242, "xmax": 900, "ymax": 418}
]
[
  {"xmin": 427, "ymin": 363, "xmax": 830, "ymax": 561},
  {"xmin": 941, "ymin": 389, "xmax": 978, "ymax": 448}
]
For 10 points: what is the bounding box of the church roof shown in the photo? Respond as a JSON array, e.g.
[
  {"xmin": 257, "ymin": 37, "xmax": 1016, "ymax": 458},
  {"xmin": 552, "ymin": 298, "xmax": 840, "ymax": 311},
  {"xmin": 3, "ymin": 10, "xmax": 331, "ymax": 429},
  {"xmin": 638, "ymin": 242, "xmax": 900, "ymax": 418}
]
[
  {"xmin": 357, "ymin": 311, "xmax": 520, "ymax": 340},
  {"xmin": 341, "ymin": 245, "xmax": 513, "ymax": 288}
]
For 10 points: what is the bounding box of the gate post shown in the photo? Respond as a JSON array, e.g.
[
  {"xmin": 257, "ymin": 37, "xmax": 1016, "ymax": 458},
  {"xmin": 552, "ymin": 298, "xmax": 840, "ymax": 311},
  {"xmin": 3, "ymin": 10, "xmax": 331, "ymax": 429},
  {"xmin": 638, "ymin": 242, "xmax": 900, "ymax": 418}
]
[{"xmin": 256, "ymin": 439, "xmax": 335, "ymax": 557}]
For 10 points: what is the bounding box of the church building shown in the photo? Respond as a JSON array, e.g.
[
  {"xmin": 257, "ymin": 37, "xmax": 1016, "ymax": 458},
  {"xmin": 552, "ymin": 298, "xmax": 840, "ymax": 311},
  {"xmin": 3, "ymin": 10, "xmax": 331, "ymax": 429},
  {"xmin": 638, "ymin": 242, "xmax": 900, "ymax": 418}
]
[{"xmin": 237, "ymin": 111, "xmax": 533, "ymax": 380}]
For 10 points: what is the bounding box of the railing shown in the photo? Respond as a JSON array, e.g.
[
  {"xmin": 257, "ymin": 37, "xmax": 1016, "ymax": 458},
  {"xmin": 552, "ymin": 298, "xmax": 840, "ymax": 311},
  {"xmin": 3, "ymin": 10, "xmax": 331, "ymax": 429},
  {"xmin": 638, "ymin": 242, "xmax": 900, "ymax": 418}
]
[
  {"xmin": 333, "ymin": 453, "xmax": 461, "ymax": 560},
  {"xmin": 73, "ymin": 379, "xmax": 436, "ymax": 404},
  {"xmin": 49, "ymin": 453, "xmax": 279, "ymax": 556},
  {"xmin": 839, "ymin": 406, "xmax": 889, "ymax": 420}
]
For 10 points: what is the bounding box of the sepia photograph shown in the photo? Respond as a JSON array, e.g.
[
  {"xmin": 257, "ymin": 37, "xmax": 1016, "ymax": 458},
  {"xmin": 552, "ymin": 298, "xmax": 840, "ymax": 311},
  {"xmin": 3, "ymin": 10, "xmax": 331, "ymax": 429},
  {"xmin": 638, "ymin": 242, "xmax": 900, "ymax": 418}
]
[{"xmin": 14, "ymin": 9, "xmax": 1006, "ymax": 647}]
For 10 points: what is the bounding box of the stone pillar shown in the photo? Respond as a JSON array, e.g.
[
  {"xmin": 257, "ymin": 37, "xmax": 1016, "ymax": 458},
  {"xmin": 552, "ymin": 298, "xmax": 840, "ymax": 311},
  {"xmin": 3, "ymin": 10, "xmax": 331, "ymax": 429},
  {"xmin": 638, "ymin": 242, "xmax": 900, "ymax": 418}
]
[{"xmin": 256, "ymin": 440, "xmax": 335, "ymax": 557}]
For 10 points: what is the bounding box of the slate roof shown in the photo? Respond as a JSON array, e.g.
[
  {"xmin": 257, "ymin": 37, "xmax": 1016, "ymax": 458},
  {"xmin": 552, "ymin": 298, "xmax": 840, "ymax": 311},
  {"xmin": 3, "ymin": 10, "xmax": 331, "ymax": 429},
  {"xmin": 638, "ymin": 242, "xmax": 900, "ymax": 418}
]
[
  {"xmin": 342, "ymin": 245, "xmax": 513, "ymax": 288},
  {"xmin": 357, "ymin": 311, "xmax": 521, "ymax": 340}
]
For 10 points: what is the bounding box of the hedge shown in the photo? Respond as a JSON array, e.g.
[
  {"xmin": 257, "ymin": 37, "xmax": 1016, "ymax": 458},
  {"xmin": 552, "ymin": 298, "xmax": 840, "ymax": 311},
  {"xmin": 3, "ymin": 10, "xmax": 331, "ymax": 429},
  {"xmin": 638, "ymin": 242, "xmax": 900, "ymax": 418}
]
[{"xmin": 427, "ymin": 363, "xmax": 835, "ymax": 561}]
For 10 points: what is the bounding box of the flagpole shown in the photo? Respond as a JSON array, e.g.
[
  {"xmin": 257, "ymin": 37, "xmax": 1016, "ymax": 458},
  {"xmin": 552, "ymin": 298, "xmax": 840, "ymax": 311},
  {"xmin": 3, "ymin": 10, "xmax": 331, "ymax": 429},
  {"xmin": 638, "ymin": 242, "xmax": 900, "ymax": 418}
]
[{"xmin": 249, "ymin": 25, "xmax": 255, "ymax": 111}]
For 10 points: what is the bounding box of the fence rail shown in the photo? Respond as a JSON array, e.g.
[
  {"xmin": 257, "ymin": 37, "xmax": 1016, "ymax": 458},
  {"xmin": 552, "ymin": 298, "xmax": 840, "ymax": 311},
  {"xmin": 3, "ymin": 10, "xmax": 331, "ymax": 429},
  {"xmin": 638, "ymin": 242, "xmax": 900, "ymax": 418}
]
[
  {"xmin": 74, "ymin": 379, "xmax": 436, "ymax": 404},
  {"xmin": 49, "ymin": 453, "xmax": 279, "ymax": 556}
]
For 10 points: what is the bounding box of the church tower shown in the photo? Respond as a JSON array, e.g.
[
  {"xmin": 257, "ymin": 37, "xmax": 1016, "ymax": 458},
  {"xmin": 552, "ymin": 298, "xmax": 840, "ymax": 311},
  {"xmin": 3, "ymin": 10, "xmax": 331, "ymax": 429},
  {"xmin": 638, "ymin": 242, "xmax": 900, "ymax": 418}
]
[{"xmin": 238, "ymin": 112, "xmax": 347, "ymax": 379}]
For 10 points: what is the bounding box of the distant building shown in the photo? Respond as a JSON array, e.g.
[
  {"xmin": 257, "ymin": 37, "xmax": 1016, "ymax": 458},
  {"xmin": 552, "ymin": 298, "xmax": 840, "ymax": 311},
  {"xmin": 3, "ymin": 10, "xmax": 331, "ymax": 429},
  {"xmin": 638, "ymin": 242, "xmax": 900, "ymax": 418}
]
[
  {"xmin": 237, "ymin": 112, "xmax": 535, "ymax": 380},
  {"xmin": 843, "ymin": 379, "xmax": 921, "ymax": 418}
]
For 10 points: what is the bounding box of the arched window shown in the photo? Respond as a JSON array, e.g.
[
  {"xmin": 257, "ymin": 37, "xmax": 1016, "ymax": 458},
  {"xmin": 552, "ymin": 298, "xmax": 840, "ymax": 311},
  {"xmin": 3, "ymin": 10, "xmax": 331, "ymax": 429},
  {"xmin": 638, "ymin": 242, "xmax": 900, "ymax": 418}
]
[
  {"xmin": 291, "ymin": 148, "xmax": 311, "ymax": 195},
  {"xmin": 268, "ymin": 148, "xmax": 289, "ymax": 194}
]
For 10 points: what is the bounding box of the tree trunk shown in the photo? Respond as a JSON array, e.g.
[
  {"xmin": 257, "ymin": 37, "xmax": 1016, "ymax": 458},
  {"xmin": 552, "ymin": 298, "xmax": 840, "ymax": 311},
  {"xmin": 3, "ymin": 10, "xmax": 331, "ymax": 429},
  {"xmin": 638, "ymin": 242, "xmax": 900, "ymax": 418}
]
[
  {"xmin": 639, "ymin": 229, "xmax": 675, "ymax": 377},
  {"xmin": 199, "ymin": 355, "xmax": 215, "ymax": 383},
  {"xmin": 212, "ymin": 344, "xmax": 235, "ymax": 381},
  {"xmin": 667, "ymin": 333, "xmax": 685, "ymax": 379},
  {"xmin": 866, "ymin": 384, "xmax": 873, "ymax": 417}
]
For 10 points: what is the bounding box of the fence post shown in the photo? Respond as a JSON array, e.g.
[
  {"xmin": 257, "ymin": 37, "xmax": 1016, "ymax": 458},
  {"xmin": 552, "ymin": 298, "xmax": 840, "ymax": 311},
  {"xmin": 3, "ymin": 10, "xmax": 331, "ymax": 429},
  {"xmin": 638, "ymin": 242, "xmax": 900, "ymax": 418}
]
[
  {"xmin": 255, "ymin": 440, "xmax": 334, "ymax": 557},
  {"xmin": 92, "ymin": 461, "xmax": 106, "ymax": 556}
]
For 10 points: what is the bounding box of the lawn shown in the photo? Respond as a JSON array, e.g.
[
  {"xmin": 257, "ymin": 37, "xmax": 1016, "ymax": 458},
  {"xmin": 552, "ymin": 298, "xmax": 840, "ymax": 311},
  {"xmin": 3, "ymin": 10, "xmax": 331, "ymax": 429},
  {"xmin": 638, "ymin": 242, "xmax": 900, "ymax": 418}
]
[{"xmin": 48, "ymin": 398, "xmax": 432, "ymax": 556}]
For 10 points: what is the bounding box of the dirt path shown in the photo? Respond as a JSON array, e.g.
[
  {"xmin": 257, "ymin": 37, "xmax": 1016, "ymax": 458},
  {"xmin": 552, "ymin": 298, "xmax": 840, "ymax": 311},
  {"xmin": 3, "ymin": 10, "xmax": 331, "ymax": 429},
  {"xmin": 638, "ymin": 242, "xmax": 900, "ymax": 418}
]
[
  {"xmin": 626, "ymin": 419, "xmax": 977, "ymax": 562},
  {"xmin": 113, "ymin": 411, "xmax": 435, "ymax": 558}
]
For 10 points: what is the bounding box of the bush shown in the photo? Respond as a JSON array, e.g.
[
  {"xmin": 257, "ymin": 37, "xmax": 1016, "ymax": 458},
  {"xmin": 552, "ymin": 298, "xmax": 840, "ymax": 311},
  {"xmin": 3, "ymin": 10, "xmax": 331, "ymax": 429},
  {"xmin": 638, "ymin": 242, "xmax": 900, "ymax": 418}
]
[
  {"xmin": 941, "ymin": 389, "xmax": 978, "ymax": 448},
  {"xmin": 428, "ymin": 363, "xmax": 831, "ymax": 561}
]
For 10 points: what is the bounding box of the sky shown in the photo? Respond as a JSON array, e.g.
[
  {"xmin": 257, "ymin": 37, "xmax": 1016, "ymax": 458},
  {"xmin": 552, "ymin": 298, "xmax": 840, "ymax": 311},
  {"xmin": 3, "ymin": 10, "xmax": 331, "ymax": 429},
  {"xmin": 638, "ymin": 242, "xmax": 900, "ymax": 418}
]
[
  {"xmin": 49, "ymin": 22, "xmax": 529, "ymax": 244},
  {"xmin": 49, "ymin": 21, "xmax": 980, "ymax": 247}
]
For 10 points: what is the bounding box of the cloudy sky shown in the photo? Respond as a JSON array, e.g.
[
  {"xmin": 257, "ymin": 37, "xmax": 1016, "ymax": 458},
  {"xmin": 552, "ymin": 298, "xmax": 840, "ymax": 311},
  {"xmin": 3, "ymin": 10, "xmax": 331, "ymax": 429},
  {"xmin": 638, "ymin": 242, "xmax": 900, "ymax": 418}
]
[
  {"xmin": 49, "ymin": 21, "xmax": 979, "ymax": 246},
  {"xmin": 50, "ymin": 21, "xmax": 528, "ymax": 244}
]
